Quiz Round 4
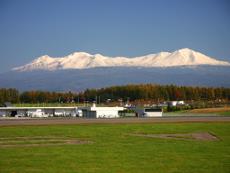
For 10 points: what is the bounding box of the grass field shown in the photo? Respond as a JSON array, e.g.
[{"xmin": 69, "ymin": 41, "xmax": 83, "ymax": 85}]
[
  {"xmin": 0, "ymin": 122, "xmax": 230, "ymax": 173},
  {"xmin": 188, "ymin": 107, "xmax": 230, "ymax": 114},
  {"xmin": 165, "ymin": 107, "xmax": 230, "ymax": 116}
]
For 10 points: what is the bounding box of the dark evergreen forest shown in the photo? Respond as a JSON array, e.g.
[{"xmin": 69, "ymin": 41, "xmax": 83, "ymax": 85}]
[{"xmin": 1, "ymin": 84, "xmax": 230, "ymax": 105}]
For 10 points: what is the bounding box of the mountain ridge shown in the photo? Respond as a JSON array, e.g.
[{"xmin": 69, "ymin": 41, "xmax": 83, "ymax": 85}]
[{"xmin": 12, "ymin": 48, "xmax": 230, "ymax": 71}]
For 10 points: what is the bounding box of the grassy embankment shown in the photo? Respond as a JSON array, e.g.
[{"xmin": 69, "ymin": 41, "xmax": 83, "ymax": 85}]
[
  {"xmin": 0, "ymin": 123, "xmax": 229, "ymax": 173},
  {"xmin": 165, "ymin": 107, "xmax": 230, "ymax": 116}
]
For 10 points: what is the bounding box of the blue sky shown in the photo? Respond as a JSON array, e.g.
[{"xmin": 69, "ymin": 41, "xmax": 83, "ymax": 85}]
[{"xmin": 0, "ymin": 0, "xmax": 230, "ymax": 72}]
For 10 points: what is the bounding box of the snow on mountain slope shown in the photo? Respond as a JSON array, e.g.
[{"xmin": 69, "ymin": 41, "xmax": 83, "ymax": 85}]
[{"xmin": 12, "ymin": 48, "xmax": 230, "ymax": 71}]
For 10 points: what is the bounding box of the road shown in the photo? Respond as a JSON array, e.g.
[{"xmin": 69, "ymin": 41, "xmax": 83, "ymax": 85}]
[{"xmin": 0, "ymin": 116, "xmax": 230, "ymax": 126}]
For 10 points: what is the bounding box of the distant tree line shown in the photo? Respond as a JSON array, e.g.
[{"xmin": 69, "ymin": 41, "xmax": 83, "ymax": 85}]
[
  {"xmin": 82, "ymin": 84, "xmax": 230, "ymax": 102},
  {"xmin": 0, "ymin": 88, "xmax": 19, "ymax": 104},
  {"xmin": 0, "ymin": 84, "xmax": 230, "ymax": 105}
]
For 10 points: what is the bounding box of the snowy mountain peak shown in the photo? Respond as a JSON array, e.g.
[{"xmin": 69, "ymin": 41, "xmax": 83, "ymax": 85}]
[
  {"xmin": 34, "ymin": 55, "xmax": 52, "ymax": 61},
  {"xmin": 173, "ymin": 48, "xmax": 195, "ymax": 57},
  {"xmin": 70, "ymin": 52, "xmax": 92, "ymax": 57},
  {"xmin": 177, "ymin": 48, "xmax": 193, "ymax": 52},
  {"xmin": 12, "ymin": 48, "xmax": 230, "ymax": 71}
]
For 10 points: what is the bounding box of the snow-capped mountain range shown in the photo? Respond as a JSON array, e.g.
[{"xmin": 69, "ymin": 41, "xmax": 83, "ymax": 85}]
[{"xmin": 13, "ymin": 48, "xmax": 230, "ymax": 71}]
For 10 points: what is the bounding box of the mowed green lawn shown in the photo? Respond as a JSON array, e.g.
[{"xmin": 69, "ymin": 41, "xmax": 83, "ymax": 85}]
[{"xmin": 0, "ymin": 123, "xmax": 229, "ymax": 173}]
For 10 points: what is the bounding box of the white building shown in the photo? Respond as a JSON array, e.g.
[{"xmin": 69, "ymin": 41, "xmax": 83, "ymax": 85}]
[
  {"xmin": 134, "ymin": 107, "xmax": 163, "ymax": 117},
  {"xmin": 80, "ymin": 104, "xmax": 125, "ymax": 118},
  {"xmin": 167, "ymin": 101, "xmax": 185, "ymax": 107}
]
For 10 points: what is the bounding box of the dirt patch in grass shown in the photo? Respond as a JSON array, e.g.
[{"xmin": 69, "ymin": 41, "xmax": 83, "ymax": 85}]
[
  {"xmin": 129, "ymin": 132, "xmax": 219, "ymax": 141},
  {"xmin": 188, "ymin": 107, "xmax": 230, "ymax": 113},
  {"xmin": 0, "ymin": 136, "xmax": 92, "ymax": 147}
]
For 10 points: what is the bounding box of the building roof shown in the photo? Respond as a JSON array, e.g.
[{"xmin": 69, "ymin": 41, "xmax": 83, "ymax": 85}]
[{"xmin": 0, "ymin": 107, "xmax": 77, "ymax": 110}]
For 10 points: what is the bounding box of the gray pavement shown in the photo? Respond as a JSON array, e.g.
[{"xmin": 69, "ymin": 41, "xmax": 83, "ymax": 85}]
[{"xmin": 0, "ymin": 116, "xmax": 230, "ymax": 126}]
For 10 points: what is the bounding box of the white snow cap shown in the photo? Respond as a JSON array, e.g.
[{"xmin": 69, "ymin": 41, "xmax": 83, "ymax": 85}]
[{"xmin": 13, "ymin": 48, "xmax": 230, "ymax": 71}]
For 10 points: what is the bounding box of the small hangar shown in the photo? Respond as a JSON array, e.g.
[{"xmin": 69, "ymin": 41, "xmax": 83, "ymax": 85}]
[
  {"xmin": 0, "ymin": 107, "xmax": 77, "ymax": 118},
  {"xmin": 80, "ymin": 104, "xmax": 125, "ymax": 118},
  {"xmin": 134, "ymin": 107, "xmax": 163, "ymax": 117}
]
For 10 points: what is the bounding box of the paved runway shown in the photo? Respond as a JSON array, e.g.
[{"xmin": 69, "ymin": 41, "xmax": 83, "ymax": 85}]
[{"xmin": 0, "ymin": 116, "xmax": 230, "ymax": 126}]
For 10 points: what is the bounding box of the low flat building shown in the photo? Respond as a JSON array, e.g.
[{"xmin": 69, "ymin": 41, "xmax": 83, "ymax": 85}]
[
  {"xmin": 167, "ymin": 101, "xmax": 185, "ymax": 107},
  {"xmin": 0, "ymin": 107, "xmax": 77, "ymax": 118},
  {"xmin": 134, "ymin": 107, "xmax": 163, "ymax": 117},
  {"xmin": 80, "ymin": 104, "xmax": 125, "ymax": 118}
]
